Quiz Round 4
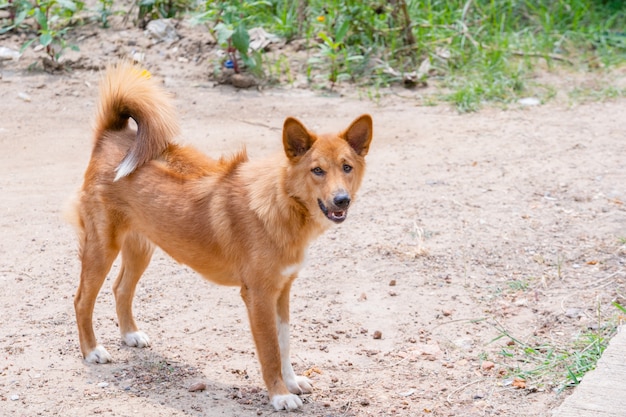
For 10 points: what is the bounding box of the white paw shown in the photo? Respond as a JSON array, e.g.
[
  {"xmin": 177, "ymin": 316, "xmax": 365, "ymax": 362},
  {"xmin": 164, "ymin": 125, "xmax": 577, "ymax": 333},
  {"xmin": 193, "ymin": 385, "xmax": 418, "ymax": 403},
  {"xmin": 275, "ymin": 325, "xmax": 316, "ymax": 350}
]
[
  {"xmin": 85, "ymin": 345, "xmax": 112, "ymax": 364},
  {"xmin": 271, "ymin": 393, "xmax": 303, "ymax": 411},
  {"xmin": 285, "ymin": 375, "xmax": 313, "ymax": 394},
  {"xmin": 123, "ymin": 331, "xmax": 150, "ymax": 348}
]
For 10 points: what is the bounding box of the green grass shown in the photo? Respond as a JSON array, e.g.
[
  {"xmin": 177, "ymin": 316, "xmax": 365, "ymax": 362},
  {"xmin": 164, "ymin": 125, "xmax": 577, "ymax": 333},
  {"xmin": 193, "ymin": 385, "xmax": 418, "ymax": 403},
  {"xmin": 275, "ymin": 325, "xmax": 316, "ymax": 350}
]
[
  {"xmin": 490, "ymin": 316, "xmax": 620, "ymax": 392},
  {"xmin": 2, "ymin": 0, "xmax": 626, "ymax": 110},
  {"xmin": 506, "ymin": 279, "xmax": 530, "ymax": 292}
]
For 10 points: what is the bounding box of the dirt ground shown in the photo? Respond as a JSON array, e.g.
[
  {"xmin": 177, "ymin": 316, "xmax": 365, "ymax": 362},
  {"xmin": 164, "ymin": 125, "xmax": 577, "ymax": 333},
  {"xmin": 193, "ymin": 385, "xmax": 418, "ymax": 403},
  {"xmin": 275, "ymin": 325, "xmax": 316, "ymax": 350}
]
[{"xmin": 1, "ymin": 19, "xmax": 626, "ymax": 417}]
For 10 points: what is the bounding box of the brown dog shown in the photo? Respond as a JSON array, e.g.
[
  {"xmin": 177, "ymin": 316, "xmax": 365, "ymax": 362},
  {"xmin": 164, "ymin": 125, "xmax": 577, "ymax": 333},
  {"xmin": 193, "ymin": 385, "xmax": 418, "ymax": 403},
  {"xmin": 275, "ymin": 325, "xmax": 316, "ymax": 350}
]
[{"xmin": 69, "ymin": 62, "xmax": 373, "ymax": 410}]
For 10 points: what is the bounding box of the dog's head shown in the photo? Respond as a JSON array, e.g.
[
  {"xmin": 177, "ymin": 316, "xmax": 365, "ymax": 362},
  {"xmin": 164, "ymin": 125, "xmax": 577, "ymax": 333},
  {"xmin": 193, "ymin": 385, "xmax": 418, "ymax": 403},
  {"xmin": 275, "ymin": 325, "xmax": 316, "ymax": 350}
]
[{"xmin": 282, "ymin": 114, "xmax": 373, "ymax": 225}]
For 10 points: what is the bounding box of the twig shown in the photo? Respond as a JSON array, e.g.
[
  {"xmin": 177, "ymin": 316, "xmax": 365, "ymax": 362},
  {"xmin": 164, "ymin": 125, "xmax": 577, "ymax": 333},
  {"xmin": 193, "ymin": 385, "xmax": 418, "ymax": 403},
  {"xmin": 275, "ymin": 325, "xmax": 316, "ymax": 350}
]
[
  {"xmin": 511, "ymin": 50, "xmax": 574, "ymax": 65},
  {"xmin": 341, "ymin": 399, "xmax": 353, "ymax": 416},
  {"xmin": 446, "ymin": 378, "xmax": 484, "ymax": 403},
  {"xmin": 231, "ymin": 118, "xmax": 279, "ymax": 131},
  {"xmin": 0, "ymin": 269, "xmax": 35, "ymax": 280},
  {"xmin": 429, "ymin": 317, "xmax": 487, "ymax": 333},
  {"xmin": 458, "ymin": 21, "xmax": 480, "ymax": 49}
]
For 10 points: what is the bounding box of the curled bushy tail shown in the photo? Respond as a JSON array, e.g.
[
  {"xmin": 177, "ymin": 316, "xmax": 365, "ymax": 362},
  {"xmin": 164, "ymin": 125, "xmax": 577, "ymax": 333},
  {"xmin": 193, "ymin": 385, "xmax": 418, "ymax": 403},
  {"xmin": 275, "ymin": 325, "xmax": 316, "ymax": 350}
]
[{"xmin": 95, "ymin": 62, "xmax": 180, "ymax": 181}]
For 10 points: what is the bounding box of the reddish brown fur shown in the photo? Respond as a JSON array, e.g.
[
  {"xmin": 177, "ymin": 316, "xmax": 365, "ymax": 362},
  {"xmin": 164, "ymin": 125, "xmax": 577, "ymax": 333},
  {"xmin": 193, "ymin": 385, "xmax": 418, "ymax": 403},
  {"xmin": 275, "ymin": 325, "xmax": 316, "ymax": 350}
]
[{"xmin": 69, "ymin": 62, "xmax": 373, "ymax": 410}]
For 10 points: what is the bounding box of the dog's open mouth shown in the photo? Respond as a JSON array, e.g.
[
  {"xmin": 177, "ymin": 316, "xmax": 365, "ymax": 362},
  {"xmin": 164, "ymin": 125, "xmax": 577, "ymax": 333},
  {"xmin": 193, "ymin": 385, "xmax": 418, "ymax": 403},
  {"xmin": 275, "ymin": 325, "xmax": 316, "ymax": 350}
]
[{"xmin": 318, "ymin": 199, "xmax": 347, "ymax": 223}]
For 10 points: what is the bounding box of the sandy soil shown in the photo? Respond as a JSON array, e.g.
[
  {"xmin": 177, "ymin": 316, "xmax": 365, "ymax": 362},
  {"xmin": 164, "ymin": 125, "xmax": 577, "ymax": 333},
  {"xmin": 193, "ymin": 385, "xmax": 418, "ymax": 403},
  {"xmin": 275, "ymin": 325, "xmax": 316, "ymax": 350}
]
[{"xmin": 1, "ymin": 19, "xmax": 625, "ymax": 417}]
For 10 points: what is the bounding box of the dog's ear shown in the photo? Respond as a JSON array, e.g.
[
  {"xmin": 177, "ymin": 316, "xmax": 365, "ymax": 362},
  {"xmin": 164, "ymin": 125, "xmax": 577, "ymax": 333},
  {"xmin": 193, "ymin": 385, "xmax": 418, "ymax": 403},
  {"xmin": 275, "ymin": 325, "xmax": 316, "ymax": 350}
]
[
  {"xmin": 283, "ymin": 117, "xmax": 314, "ymax": 160},
  {"xmin": 343, "ymin": 114, "xmax": 373, "ymax": 156}
]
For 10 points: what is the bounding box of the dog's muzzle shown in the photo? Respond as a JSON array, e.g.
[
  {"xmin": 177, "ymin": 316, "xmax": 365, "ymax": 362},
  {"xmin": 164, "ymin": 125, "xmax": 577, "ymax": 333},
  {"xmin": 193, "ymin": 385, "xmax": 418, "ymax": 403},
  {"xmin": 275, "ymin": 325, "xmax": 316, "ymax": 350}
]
[{"xmin": 318, "ymin": 192, "xmax": 351, "ymax": 223}]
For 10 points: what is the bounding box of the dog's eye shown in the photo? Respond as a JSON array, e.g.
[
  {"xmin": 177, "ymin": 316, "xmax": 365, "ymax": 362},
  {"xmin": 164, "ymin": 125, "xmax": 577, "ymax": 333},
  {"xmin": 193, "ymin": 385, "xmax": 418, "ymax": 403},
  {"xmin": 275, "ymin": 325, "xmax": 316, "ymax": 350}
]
[
  {"xmin": 312, "ymin": 167, "xmax": 325, "ymax": 176},
  {"xmin": 343, "ymin": 164, "xmax": 353, "ymax": 173}
]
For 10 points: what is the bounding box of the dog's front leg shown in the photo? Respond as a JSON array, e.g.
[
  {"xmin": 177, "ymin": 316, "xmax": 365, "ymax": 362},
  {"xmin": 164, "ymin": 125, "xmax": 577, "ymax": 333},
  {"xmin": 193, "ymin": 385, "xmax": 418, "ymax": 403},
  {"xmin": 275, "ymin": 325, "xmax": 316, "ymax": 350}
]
[
  {"xmin": 240, "ymin": 284, "xmax": 303, "ymax": 411},
  {"xmin": 277, "ymin": 280, "xmax": 312, "ymax": 395}
]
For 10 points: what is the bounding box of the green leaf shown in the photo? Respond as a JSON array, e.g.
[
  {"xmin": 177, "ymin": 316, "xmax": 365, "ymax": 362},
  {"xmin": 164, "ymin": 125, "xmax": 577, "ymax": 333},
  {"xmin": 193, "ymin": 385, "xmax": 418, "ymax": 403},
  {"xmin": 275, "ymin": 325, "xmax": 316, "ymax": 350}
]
[
  {"xmin": 40, "ymin": 32, "xmax": 53, "ymax": 47},
  {"xmin": 242, "ymin": 52, "xmax": 264, "ymax": 78},
  {"xmin": 231, "ymin": 23, "xmax": 250, "ymax": 55},
  {"xmin": 56, "ymin": 0, "xmax": 77, "ymax": 12},
  {"xmin": 335, "ymin": 19, "xmax": 350, "ymax": 43},
  {"xmin": 318, "ymin": 32, "xmax": 332, "ymax": 44},
  {"xmin": 14, "ymin": 9, "xmax": 28, "ymax": 25},
  {"xmin": 0, "ymin": 26, "xmax": 14, "ymax": 35},
  {"xmin": 189, "ymin": 10, "xmax": 217, "ymax": 25},
  {"xmin": 34, "ymin": 8, "xmax": 48, "ymax": 31},
  {"xmin": 214, "ymin": 22, "xmax": 234, "ymax": 46},
  {"xmin": 613, "ymin": 301, "xmax": 626, "ymax": 314},
  {"xmin": 19, "ymin": 38, "xmax": 37, "ymax": 54}
]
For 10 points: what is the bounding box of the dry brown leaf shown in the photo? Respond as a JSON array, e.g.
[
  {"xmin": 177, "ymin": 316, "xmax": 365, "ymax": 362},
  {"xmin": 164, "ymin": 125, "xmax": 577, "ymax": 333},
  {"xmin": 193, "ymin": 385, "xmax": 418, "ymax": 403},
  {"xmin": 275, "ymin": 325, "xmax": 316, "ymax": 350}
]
[
  {"xmin": 303, "ymin": 367, "xmax": 323, "ymax": 377},
  {"xmin": 512, "ymin": 378, "xmax": 526, "ymax": 389}
]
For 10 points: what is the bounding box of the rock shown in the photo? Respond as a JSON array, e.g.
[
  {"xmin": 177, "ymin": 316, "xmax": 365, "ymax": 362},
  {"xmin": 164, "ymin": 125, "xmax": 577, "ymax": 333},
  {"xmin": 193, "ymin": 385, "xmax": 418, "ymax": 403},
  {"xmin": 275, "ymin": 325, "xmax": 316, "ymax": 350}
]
[
  {"xmin": 230, "ymin": 73, "xmax": 257, "ymax": 89},
  {"xmin": 248, "ymin": 27, "xmax": 281, "ymax": 52},
  {"xmin": 10, "ymin": 394, "xmax": 19, "ymax": 401},
  {"xmin": 131, "ymin": 51, "xmax": 145, "ymax": 64},
  {"xmin": 481, "ymin": 360, "xmax": 495, "ymax": 371},
  {"xmin": 373, "ymin": 330, "xmax": 382, "ymax": 339},
  {"xmin": 145, "ymin": 19, "xmax": 179, "ymax": 43},
  {"xmin": 97, "ymin": 382, "xmax": 109, "ymax": 388},
  {"xmin": 188, "ymin": 382, "xmax": 207, "ymax": 392},
  {"xmin": 518, "ymin": 97, "xmax": 541, "ymax": 106},
  {"xmin": 0, "ymin": 46, "xmax": 20, "ymax": 61},
  {"xmin": 18, "ymin": 92, "xmax": 31, "ymax": 102}
]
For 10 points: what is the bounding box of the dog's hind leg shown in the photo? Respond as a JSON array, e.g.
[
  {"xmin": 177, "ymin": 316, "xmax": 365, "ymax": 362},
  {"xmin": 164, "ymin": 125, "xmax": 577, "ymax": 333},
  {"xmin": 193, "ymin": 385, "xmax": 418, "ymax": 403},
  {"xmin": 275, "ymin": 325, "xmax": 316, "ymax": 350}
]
[
  {"xmin": 277, "ymin": 280, "xmax": 312, "ymax": 395},
  {"xmin": 74, "ymin": 223, "xmax": 121, "ymax": 364},
  {"xmin": 113, "ymin": 232, "xmax": 154, "ymax": 349},
  {"xmin": 240, "ymin": 283, "xmax": 303, "ymax": 411}
]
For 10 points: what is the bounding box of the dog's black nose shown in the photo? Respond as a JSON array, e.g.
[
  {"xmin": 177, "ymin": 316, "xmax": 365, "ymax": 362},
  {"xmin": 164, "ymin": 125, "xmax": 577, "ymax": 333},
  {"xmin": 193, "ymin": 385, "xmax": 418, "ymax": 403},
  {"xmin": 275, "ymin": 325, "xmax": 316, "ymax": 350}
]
[{"xmin": 333, "ymin": 193, "xmax": 351, "ymax": 209}]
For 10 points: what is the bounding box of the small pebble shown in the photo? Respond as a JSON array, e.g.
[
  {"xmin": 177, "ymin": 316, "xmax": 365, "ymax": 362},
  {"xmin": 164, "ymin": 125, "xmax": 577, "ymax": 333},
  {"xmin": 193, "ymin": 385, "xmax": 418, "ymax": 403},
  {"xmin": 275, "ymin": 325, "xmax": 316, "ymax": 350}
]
[
  {"xmin": 518, "ymin": 97, "xmax": 540, "ymax": 106},
  {"xmin": 18, "ymin": 92, "xmax": 32, "ymax": 102},
  {"xmin": 565, "ymin": 308, "xmax": 582, "ymax": 319},
  {"xmin": 399, "ymin": 389, "xmax": 415, "ymax": 397},
  {"xmin": 481, "ymin": 361, "xmax": 495, "ymax": 371},
  {"xmin": 10, "ymin": 394, "xmax": 19, "ymax": 401},
  {"xmin": 373, "ymin": 330, "xmax": 382, "ymax": 339},
  {"xmin": 389, "ymin": 279, "xmax": 396, "ymax": 286},
  {"xmin": 97, "ymin": 382, "xmax": 109, "ymax": 388}
]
